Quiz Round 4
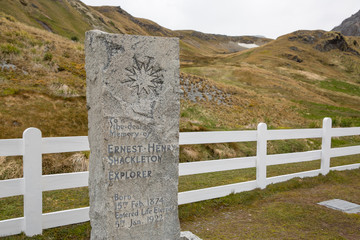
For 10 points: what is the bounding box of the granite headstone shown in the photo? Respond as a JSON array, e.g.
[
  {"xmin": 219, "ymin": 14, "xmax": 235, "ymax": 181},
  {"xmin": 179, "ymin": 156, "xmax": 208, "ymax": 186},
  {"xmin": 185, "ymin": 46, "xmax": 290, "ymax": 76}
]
[{"xmin": 85, "ymin": 30, "xmax": 180, "ymax": 239}]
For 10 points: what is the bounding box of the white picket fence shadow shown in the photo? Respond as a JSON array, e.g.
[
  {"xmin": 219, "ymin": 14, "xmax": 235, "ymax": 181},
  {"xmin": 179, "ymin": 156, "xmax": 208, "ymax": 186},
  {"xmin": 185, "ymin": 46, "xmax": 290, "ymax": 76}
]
[{"xmin": 0, "ymin": 117, "xmax": 360, "ymax": 237}]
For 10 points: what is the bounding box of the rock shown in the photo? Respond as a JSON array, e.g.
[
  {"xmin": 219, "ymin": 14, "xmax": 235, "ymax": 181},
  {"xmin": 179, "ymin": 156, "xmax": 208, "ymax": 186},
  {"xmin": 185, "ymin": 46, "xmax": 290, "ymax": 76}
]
[
  {"xmin": 288, "ymin": 30, "xmax": 359, "ymax": 56},
  {"xmin": 333, "ymin": 10, "xmax": 360, "ymax": 36},
  {"xmin": 0, "ymin": 61, "xmax": 17, "ymax": 71},
  {"xmin": 314, "ymin": 32, "xmax": 359, "ymax": 56},
  {"xmin": 12, "ymin": 120, "xmax": 21, "ymax": 126},
  {"xmin": 283, "ymin": 54, "xmax": 303, "ymax": 63},
  {"xmin": 288, "ymin": 32, "xmax": 317, "ymax": 44},
  {"xmin": 19, "ymin": 0, "xmax": 28, "ymax": 6},
  {"xmin": 180, "ymin": 73, "xmax": 231, "ymax": 105},
  {"xmin": 289, "ymin": 46, "xmax": 300, "ymax": 52},
  {"xmin": 85, "ymin": 30, "xmax": 181, "ymax": 239}
]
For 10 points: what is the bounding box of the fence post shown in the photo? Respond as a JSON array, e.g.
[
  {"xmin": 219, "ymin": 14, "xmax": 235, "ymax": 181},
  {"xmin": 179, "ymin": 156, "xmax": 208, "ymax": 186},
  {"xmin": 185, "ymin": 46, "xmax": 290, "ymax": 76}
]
[
  {"xmin": 321, "ymin": 118, "xmax": 332, "ymax": 175},
  {"xmin": 256, "ymin": 123, "xmax": 267, "ymax": 189},
  {"xmin": 23, "ymin": 128, "xmax": 42, "ymax": 236}
]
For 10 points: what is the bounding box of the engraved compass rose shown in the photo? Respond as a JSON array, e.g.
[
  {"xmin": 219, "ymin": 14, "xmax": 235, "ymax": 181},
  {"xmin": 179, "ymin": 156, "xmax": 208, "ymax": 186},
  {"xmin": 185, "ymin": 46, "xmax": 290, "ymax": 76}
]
[{"xmin": 124, "ymin": 57, "xmax": 163, "ymax": 95}]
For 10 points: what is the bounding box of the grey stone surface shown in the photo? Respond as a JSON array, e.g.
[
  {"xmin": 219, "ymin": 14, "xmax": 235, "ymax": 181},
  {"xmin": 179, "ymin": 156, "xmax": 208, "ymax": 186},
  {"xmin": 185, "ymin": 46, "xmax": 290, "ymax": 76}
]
[
  {"xmin": 180, "ymin": 231, "xmax": 202, "ymax": 240},
  {"xmin": 85, "ymin": 30, "xmax": 180, "ymax": 239},
  {"xmin": 180, "ymin": 76, "xmax": 231, "ymax": 105},
  {"xmin": 318, "ymin": 199, "xmax": 360, "ymax": 213},
  {"xmin": 332, "ymin": 10, "xmax": 360, "ymax": 36},
  {"xmin": 0, "ymin": 61, "xmax": 16, "ymax": 71}
]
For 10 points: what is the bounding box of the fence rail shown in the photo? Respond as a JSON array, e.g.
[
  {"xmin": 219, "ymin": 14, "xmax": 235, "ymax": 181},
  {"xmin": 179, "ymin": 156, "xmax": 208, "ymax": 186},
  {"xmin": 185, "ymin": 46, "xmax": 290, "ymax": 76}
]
[{"xmin": 0, "ymin": 118, "xmax": 360, "ymax": 237}]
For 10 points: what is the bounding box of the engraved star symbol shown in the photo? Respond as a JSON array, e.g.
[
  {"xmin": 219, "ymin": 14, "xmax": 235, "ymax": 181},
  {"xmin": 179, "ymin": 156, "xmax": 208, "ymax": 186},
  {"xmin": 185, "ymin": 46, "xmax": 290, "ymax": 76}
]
[{"xmin": 125, "ymin": 57, "xmax": 163, "ymax": 95}]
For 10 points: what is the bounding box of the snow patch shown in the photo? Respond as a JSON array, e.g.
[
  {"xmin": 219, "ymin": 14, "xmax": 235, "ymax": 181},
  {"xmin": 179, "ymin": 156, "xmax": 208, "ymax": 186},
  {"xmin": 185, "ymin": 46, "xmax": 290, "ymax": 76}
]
[{"xmin": 238, "ymin": 43, "xmax": 259, "ymax": 49}]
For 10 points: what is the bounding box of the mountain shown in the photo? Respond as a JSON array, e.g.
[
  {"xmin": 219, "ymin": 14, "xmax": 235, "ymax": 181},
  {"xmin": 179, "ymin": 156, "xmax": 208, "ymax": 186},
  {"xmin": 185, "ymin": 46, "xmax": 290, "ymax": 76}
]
[
  {"xmin": 0, "ymin": 0, "xmax": 114, "ymax": 40},
  {"xmin": 0, "ymin": 0, "xmax": 271, "ymax": 57},
  {"xmin": 333, "ymin": 10, "xmax": 360, "ymax": 36}
]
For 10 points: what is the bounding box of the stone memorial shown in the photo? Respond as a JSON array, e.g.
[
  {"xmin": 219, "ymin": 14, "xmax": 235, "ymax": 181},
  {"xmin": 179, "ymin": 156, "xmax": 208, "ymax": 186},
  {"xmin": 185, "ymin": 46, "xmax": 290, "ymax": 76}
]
[{"xmin": 85, "ymin": 30, "xmax": 181, "ymax": 239}]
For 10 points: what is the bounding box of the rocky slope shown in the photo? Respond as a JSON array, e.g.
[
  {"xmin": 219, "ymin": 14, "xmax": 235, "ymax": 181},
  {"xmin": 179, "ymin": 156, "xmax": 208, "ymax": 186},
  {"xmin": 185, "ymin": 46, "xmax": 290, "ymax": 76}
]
[{"xmin": 333, "ymin": 9, "xmax": 360, "ymax": 36}]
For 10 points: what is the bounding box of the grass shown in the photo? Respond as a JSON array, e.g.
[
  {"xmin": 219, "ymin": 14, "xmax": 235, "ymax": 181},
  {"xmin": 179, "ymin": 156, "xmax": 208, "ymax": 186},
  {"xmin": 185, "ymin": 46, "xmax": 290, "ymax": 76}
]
[
  {"xmin": 0, "ymin": 44, "xmax": 20, "ymax": 55},
  {"xmin": 297, "ymin": 101, "xmax": 360, "ymax": 127},
  {"xmin": 319, "ymin": 78, "xmax": 360, "ymax": 97},
  {"xmin": 1, "ymin": 88, "xmax": 19, "ymax": 96},
  {"xmin": 0, "ymin": 93, "xmax": 87, "ymax": 139},
  {"xmin": 43, "ymin": 52, "xmax": 53, "ymax": 61},
  {"xmin": 1, "ymin": 155, "xmax": 359, "ymax": 239},
  {"xmin": 180, "ymin": 169, "xmax": 360, "ymax": 239}
]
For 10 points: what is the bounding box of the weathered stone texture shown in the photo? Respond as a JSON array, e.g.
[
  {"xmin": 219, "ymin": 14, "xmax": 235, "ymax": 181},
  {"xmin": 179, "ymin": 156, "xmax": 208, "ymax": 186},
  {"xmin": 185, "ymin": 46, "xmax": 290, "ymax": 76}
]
[{"xmin": 85, "ymin": 30, "xmax": 180, "ymax": 239}]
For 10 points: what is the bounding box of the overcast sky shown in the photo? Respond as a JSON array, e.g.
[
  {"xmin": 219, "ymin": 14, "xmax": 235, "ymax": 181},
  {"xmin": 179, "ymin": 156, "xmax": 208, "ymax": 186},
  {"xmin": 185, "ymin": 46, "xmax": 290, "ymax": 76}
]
[{"xmin": 80, "ymin": 0, "xmax": 360, "ymax": 39}]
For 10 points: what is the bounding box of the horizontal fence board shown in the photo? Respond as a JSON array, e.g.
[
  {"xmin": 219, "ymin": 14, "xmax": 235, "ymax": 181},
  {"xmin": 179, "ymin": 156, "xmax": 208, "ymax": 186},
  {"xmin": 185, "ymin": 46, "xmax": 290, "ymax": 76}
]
[
  {"xmin": 267, "ymin": 129, "xmax": 322, "ymax": 140},
  {"xmin": 330, "ymin": 146, "xmax": 360, "ymax": 158},
  {"xmin": 0, "ymin": 139, "xmax": 22, "ymax": 157},
  {"xmin": 42, "ymin": 172, "xmax": 89, "ymax": 191},
  {"xmin": 179, "ymin": 157, "xmax": 256, "ymax": 176},
  {"xmin": 179, "ymin": 131, "xmax": 257, "ymax": 145},
  {"xmin": 178, "ymin": 180, "xmax": 257, "ymax": 205},
  {"xmin": 42, "ymin": 137, "xmax": 89, "ymax": 154},
  {"xmin": 331, "ymin": 127, "xmax": 360, "ymax": 137},
  {"xmin": 266, "ymin": 169, "xmax": 321, "ymax": 185},
  {"xmin": 267, "ymin": 150, "xmax": 321, "ymax": 166},
  {"xmin": 0, "ymin": 217, "xmax": 24, "ymax": 237},
  {"xmin": 330, "ymin": 163, "xmax": 360, "ymax": 171},
  {"xmin": 42, "ymin": 207, "xmax": 89, "ymax": 230},
  {"xmin": 0, "ymin": 178, "xmax": 24, "ymax": 198}
]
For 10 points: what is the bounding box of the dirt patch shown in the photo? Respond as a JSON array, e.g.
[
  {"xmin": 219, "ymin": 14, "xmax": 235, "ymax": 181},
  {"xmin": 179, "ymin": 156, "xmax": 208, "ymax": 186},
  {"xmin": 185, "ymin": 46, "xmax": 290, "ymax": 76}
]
[{"xmin": 278, "ymin": 67, "xmax": 326, "ymax": 81}]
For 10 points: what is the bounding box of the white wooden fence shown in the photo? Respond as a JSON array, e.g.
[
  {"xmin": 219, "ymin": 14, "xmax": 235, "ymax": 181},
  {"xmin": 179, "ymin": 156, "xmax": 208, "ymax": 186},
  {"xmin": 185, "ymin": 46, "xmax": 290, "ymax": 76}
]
[{"xmin": 0, "ymin": 117, "xmax": 360, "ymax": 237}]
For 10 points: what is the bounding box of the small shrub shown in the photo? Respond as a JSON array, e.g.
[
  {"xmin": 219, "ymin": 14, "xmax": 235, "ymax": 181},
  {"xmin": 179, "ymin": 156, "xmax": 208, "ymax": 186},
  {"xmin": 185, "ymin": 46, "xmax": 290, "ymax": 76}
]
[
  {"xmin": 5, "ymin": 15, "xmax": 15, "ymax": 22},
  {"xmin": 340, "ymin": 118, "xmax": 352, "ymax": 127},
  {"xmin": 71, "ymin": 36, "xmax": 79, "ymax": 42},
  {"xmin": 43, "ymin": 52, "xmax": 53, "ymax": 61},
  {"xmin": 63, "ymin": 52, "xmax": 70, "ymax": 58},
  {"xmin": 0, "ymin": 44, "xmax": 20, "ymax": 55},
  {"xmin": 109, "ymin": 21, "xmax": 115, "ymax": 27},
  {"xmin": 2, "ymin": 88, "xmax": 19, "ymax": 96},
  {"xmin": 308, "ymin": 121, "xmax": 320, "ymax": 128}
]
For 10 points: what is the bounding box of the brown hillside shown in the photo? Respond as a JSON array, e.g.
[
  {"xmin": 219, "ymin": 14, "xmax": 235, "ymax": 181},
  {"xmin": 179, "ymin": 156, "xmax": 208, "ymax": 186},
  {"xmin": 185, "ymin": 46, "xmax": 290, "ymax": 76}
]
[
  {"xmin": 182, "ymin": 30, "xmax": 360, "ymax": 128},
  {"xmin": 0, "ymin": 1, "xmax": 360, "ymax": 180}
]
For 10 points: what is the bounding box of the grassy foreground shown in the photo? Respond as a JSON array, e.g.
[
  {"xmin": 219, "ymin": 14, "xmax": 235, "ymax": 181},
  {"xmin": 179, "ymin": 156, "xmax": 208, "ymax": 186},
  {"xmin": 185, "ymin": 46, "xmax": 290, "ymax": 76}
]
[
  {"xmin": 0, "ymin": 155, "xmax": 359, "ymax": 239},
  {"xmin": 180, "ymin": 168, "xmax": 360, "ymax": 240}
]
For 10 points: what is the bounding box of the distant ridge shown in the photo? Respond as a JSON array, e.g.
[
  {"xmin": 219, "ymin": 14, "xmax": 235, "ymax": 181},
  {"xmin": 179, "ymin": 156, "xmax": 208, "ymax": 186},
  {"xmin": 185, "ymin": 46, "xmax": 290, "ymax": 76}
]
[
  {"xmin": 0, "ymin": 0, "xmax": 271, "ymax": 56},
  {"xmin": 333, "ymin": 10, "xmax": 360, "ymax": 36}
]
